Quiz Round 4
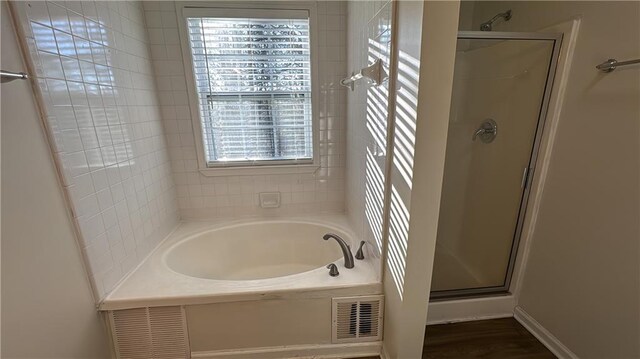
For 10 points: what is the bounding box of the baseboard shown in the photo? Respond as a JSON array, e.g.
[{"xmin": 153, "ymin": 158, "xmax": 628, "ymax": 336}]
[
  {"xmin": 191, "ymin": 342, "xmax": 382, "ymax": 359},
  {"xmin": 426, "ymin": 295, "xmax": 516, "ymax": 324},
  {"xmin": 380, "ymin": 345, "xmax": 390, "ymax": 359},
  {"xmin": 514, "ymin": 306, "xmax": 578, "ymax": 359}
]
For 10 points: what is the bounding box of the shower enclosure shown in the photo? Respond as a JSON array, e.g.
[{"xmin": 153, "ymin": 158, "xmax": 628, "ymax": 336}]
[{"xmin": 431, "ymin": 32, "xmax": 562, "ymax": 298}]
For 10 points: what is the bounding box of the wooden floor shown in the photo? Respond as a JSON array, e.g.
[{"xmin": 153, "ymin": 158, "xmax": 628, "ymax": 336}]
[
  {"xmin": 423, "ymin": 318, "xmax": 555, "ymax": 358},
  {"xmin": 354, "ymin": 318, "xmax": 555, "ymax": 359}
]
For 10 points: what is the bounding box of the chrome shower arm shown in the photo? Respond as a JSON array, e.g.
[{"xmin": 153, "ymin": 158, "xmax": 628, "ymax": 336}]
[
  {"xmin": 340, "ymin": 59, "xmax": 384, "ymax": 91},
  {"xmin": 480, "ymin": 10, "xmax": 512, "ymax": 31}
]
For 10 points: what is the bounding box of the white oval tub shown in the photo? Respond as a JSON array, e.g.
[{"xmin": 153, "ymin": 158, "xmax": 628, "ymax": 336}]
[
  {"xmin": 100, "ymin": 216, "xmax": 380, "ymax": 310},
  {"xmin": 165, "ymin": 221, "xmax": 345, "ymax": 280}
]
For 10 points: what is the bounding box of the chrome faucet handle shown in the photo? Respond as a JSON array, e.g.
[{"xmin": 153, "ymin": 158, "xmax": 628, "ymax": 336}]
[
  {"xmin": 355, "ymin": 241, "xmax": 366, "ymax": 260},
  {"xmin": 327, "ymin": 263, "xmax": 339, "ymax": 277},
  {"xmin": 472, "ymin": 128, "xmax": 486, "ymax": 141}
]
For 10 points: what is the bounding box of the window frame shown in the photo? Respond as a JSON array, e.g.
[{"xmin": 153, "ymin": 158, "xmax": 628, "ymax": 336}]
[{"xmin": 177, "ymin": 2, "xmax": 320, "ymax": 176}]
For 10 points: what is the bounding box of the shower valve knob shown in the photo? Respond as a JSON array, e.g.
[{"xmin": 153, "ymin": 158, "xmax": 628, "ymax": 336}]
[{"xmin": 472, "ymin": 119, "xmax": 498, "ymax": 143}]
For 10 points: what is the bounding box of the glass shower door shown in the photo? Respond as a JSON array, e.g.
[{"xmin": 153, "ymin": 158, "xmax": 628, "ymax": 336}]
[{"xmin": 430, "ymin": 33, "xmax": 561, "ymax": 297}]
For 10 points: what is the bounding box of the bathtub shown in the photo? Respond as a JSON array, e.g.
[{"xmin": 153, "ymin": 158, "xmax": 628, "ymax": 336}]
[
  {"xmin": 165, "ymin": 222, "xmax": 345, "ymax": 281},
  {"xmin": 100, "ymin": 215, "xmax": 380, "ymax": 310}
]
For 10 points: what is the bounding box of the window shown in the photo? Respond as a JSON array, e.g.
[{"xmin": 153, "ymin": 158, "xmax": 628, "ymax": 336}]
[{"xmin": 181, "ymin": 6, "xmax": 317, "ymax": 173}]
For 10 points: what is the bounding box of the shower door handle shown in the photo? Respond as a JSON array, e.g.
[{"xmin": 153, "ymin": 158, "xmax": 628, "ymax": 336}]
[{"xmin": 521, "ymin": 167, "xmax": 531, "ymax": 189}]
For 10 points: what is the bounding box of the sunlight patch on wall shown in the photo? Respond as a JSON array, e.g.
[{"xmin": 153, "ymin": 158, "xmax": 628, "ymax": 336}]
[
  {"xmin": 387, "ymin": 185, "xmax": 410, "ymax": 299},
  {"xmin": 391, "ymin": 50, "xmax": 420, "ymax": 190},
  {"xmin": 384, "ymin": 49, "xmax": 420, "ymax": 299},
  {"xmin": 365, "ymin": 147, "xmax": 385, "ymax": 253},
  {"xmin": 363, "ymin": 34, "xmax": 391, "ymax": 257},
  {"xmin": 366, "ymin": 85, "xmax": 389, "ymax": 153}
]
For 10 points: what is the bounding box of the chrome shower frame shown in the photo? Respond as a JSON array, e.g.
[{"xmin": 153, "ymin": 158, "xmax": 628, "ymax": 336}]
[{"xmin": 431, "ymin": 31, "xmax": 563, "ymax": 300}]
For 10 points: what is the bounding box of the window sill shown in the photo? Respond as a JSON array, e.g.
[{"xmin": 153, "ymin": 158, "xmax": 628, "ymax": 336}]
[{"xmin": 198, "ymin": 164, "xmax": 320, "ymax": 177}]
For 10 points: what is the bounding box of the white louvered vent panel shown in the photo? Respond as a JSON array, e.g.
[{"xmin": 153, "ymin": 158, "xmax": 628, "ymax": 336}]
[
  {"xmin": 149, "ymin": 306, "xmax": 190, "ymax": 359},
  {"xmin": 109, "ymin": 307, "xmax": 190, "ymax": 359},
  {"xmin": 111, "ymin": 308, "xmax": 152, "ymax": 359},
  {"xmin": 357, "ymin": 300, "xmax": 381, "ymax": 339},
  {"xmin": 332, "ymin": 295, "xmax": 384, "ymax": 343}
]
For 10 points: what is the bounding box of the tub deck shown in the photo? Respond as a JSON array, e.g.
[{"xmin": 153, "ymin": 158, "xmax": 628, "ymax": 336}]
[{"xmin": 99, "ymin": 215, "xmax": 381, "ymax": 311}]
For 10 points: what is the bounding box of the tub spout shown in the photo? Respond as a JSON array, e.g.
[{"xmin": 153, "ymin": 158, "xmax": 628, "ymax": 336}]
[{"xmin": 323, "ymin": 233, "xmax": 355, "ymax": 269}]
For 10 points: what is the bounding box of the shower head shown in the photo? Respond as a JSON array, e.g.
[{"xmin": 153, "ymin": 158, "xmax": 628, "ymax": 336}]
[{"xmin": 480, "ymin": 10, "xmax": 512, "ymax": 31}]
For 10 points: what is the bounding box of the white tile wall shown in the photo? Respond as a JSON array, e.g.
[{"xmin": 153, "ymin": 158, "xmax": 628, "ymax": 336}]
[
  {"xmin": 143, "ymin": 1, "xmax": 348, "ymax": 219},
  {"xmin": 12, "ymin": 0, "xmax": 180, "ymax": 300},
  {"xmin": 345, "ymin": 1, "xmax": 393, "ymax": 276}
]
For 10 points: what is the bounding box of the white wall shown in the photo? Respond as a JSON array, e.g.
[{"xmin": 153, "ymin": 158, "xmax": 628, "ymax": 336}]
[
  {"xmin": 143, "ymin": 1, "xmax": 347, "ymax": 220},
  {"xmin": 9, "ymin": 0, "xmax": 180, "ymax": 300},
  {"xmin": 382, "ymin": 1, "xmax": 460, "ymax": 357},
  {"xmin": 345, "ymin": 0, "xmax": 393, "ymax": 276},
  {"xmin": 467, "ymin": 2, "xmax": 640, "ymax": 358},
  {"xmin": 1, "ymin": 3, "xmax": 110, "ymax": 357}
]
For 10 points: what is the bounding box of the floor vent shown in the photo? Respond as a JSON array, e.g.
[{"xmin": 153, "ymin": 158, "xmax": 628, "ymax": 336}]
[
  {"xmin": 109, "ymin": 306, "xmax": 190, "ymax": 359},
  {"xmin": 332, "ymin": 295, "xmax": 384, "ymax": 343}
]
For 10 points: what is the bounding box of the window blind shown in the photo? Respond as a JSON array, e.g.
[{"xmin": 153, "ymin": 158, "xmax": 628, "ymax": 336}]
[{"xmin": 186, "ymin": 15, "xmax": 313, "ymax": 165}]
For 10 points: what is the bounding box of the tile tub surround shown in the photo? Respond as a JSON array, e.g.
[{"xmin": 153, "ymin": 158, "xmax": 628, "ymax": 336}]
[
  {"xmin": 99, "ymin": 214, "xmax": 380, "ymax": 310},
  {"xmin": 142, "ymin": 1, "xmax": 348, "ymax": 220},
  {"xmin": 11, "ymin": 1, "xmax": 180, "ymax": 300},
  {"xmin": 345, "ymin": 1, "xmax": 393, "ymax": 272}
]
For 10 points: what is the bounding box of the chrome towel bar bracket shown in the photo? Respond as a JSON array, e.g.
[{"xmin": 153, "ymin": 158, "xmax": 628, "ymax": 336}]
[
  {"xmin": 340, "ymin": 58, "xmax": 384, "ymax": 91},
  {"xmin": 1, "ymin": 70, "xmax": 29, "ymax": 83},
  {"xmin": 596, "ymin": 58, "xmax": 640, "ymax": 73}
]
